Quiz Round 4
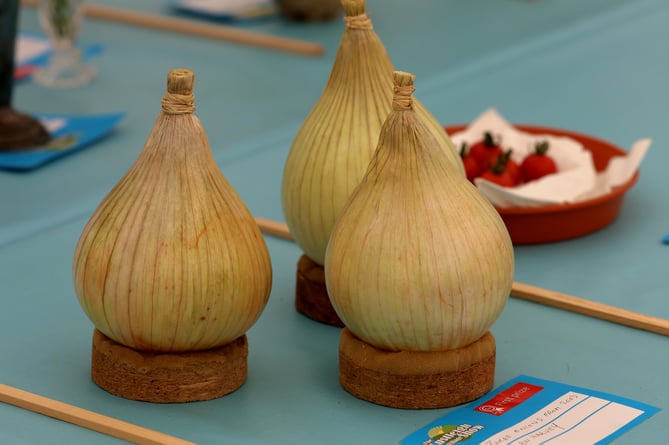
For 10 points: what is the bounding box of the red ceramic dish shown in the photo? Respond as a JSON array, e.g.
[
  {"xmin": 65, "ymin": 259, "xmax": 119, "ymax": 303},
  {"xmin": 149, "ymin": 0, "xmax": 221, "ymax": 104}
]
[{"xmin": 445, "ymin": 125, "xmax": 639, "ymax": 245}]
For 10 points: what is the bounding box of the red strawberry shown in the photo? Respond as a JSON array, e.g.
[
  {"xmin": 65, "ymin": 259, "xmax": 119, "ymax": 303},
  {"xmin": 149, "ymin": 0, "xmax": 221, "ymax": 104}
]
[
  {"xmin": 469, "ymin": 131, "xmax": 502, "ymax": 171},
  {"xmin": 460, "ymin": 143, "xmax": 483, "ymax": 182},
  {"xmin": 520, "ymin": 140, "xmax": 558, "ymax": 182}
]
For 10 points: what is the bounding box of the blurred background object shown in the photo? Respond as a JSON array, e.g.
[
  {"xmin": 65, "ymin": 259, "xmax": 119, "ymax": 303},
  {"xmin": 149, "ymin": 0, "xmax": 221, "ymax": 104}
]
[
  {"xmin": 32, "ymin": 0, "xmax": 95, "ymax": 88},
  {"xmin": 0, "ymin": 0, "xmax": 50, "ymax": 150},
  {"xmin": 277, "ymin": 0, "xmax": 341, "ymax": 22}
]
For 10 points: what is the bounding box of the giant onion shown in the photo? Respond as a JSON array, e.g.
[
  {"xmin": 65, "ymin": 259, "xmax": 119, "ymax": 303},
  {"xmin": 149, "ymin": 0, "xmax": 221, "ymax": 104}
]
[
  {"xmin": 325, "ymin": 71, "xmax": 514, "ymax": 352},
  {"xmin": 281, "ymin": 0, "xmax": 464, "ymax": 267},
  {"xmin": 73, "ymin": 69, "xmax": 272, "ymax": 353}
]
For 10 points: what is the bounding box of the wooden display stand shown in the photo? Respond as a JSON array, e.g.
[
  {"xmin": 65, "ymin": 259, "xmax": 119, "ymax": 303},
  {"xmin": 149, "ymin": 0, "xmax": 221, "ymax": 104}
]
[
  {"xmin": 339, "ymin": 328, "xmax": 496, "ymax": 409},
  {"xmin": 295, "ymin": 254, "xmax": 344, "ymax": 327},
  {"xmin": 91, "ymin": 330, "xmax": 248, "ymax": 403}
]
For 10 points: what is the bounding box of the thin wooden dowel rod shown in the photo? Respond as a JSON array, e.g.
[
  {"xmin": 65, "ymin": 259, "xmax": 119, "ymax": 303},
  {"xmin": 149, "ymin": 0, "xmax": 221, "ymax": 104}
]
[
  {"xmin": 253, "ymin": 217, "xmax": 669, "ymax": 337},
  {"xmin": 0, "ymin": 384, "xmax": 195, "ymax": 445},
  {"xmin": 254, "ymin": 217, "xmax": 294, "ymax": 241},
  {"xmin": 510, "ymin": 282, "xmax": 669, "ymax": 336},
  {"xmin": 20, "ymin": 0, "xmax": 324, "ymax": 57}
]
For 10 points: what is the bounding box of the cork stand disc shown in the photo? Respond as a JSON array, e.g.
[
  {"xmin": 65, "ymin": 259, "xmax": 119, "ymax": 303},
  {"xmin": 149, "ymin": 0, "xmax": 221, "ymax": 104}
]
[
  {"xmin": 339, "ymin": 328, "xmax": 496, "ymax": 409},
  {"xmin": 91, "ymin": 329, "xmax": 248, "ymax": 403},
  {"xmin": 295, "ymin": 254, "xmax": 344, "ymax": 327}
]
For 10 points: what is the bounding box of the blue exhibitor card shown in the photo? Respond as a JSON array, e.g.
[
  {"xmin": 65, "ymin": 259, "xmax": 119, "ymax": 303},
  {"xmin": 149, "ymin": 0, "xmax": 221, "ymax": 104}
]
[
  {"xmin": 0, "ymin": 113, "xmax": 125, "ymax": 171},
  {"xmin": 401, "ymin": 375, "xmax": 659, "ymax": 445}
]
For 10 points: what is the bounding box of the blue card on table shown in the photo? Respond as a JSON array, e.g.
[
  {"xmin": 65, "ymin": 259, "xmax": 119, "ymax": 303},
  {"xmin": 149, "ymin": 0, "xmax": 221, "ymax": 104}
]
[
  {"xmin": 0, "ymin": 113, "xmax": 125, "ymax": 172},
  {"xmin": 401, "ymin": 375, "xmax": 659, "ymax": 445}
]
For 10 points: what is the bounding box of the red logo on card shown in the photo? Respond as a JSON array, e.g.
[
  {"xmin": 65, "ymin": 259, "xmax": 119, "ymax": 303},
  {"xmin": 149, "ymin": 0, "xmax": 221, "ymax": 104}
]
[{"xmin": 475, "ymin": 382, "xmax": 543, "ymax": 416}]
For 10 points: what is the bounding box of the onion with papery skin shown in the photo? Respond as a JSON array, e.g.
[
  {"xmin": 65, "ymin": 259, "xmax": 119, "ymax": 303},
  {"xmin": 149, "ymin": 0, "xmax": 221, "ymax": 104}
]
[
  {"xmin": 325, "ymin": 71, "xmax": 514, "ymax": 352},
  {"xmin": 281, "ymin": 0, "xmax": 464, "ymax": 267},
  {"xmin": 73, "ymin": 69, "xmax": 272, "ymax": 353}
]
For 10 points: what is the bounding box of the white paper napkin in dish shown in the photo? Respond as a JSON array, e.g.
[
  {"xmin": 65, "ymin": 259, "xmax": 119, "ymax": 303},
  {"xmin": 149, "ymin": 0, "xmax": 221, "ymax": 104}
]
[
  {"xmin": 449, "ymin": 109, "xmax": 651, "ymax": 208},
  {"xmin": 576, "ymin": 139, "xmax": 651, "ymax": 201}
]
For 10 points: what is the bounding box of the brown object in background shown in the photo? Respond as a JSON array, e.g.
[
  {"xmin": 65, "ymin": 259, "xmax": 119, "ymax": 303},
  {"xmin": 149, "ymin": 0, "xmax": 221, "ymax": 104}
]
[
  {"xmin": 0, "ymin": 107, "xmax": 51, "ymax": 151},
  {"xmin": 339, "ymin": 328, "xmax": 496, "ymax": 409},
  {"xmin": 91, "ymin": 330, "xmax": 248, "ymax": 403},
  {"xmin": 277, "ymin": 0, "xmax": 342, "ymax": 21},
  {"xmin": 295, "ymin": 254, "xmax": 344, "ymax": 327},
  {"xmin": 0, "ymin": 0, "xmax": 51, "ymax": 151}
]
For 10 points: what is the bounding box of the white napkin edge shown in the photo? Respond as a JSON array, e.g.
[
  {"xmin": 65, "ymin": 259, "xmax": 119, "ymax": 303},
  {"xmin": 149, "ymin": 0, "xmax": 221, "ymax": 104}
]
[{"xmin": 576, "ymin": 138, "xmax": 652, "ymax": 201}]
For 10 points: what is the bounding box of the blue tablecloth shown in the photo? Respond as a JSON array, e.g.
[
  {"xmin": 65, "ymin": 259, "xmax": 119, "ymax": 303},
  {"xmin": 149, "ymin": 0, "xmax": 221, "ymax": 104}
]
[{"xmin": 1, "ymin": 0, "xmax": 667, "ymax": 443}]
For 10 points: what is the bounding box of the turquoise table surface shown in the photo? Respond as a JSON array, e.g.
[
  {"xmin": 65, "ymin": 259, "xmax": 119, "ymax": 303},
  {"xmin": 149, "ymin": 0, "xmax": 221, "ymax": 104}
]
[{"xmin": 2, "ymin": 0, "xmax": 668, "ymax": 443}]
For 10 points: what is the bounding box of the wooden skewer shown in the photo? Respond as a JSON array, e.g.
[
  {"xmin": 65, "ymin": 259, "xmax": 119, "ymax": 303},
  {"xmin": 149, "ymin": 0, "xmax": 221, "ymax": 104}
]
[
  {"xmin": 510, "ymin": 282, "xmax": 669, "ymax": 336},
  {"xmin": 254, "ymin": 217, "xmax": 295, "ymax": 241},
  {"xmin": 253, "ymin": 217, "xmax": 669, "ymax": 337},
  {"xmin": 20, "ymin": 0, "xmax": 324, "ymax": 57},
  {"xmin": 0, "ymin": 384, "xmax": 195, "ymax": 445}
]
